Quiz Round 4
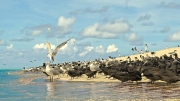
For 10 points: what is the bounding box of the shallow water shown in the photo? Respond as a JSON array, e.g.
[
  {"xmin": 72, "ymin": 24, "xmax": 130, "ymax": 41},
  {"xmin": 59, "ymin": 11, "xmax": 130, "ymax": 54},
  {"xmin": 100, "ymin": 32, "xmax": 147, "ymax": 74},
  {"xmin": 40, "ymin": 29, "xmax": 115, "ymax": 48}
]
[{"xmin": 1, "ymin": 70, "xmax": 180, "ymax": 101}]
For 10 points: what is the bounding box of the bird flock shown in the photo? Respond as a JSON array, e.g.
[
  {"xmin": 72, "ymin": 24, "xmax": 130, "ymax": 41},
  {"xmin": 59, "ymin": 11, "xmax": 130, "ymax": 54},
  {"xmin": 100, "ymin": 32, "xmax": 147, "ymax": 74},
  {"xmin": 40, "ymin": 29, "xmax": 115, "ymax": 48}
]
[
  {"xmin": 23, "ymin": 48, "xmax": 180, "ymax": 85},
  {"xmin": 22, "ymin": 39, "xmax": 180, "ymax": 85}
]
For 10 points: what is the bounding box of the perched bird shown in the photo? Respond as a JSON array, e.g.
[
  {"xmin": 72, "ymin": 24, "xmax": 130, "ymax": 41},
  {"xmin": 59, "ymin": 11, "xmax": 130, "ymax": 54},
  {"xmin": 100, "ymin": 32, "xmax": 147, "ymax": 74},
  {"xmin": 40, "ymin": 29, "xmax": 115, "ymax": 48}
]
[{"xmin": 46, "ymin": 39, "xmax": 71, "ymax": 63}]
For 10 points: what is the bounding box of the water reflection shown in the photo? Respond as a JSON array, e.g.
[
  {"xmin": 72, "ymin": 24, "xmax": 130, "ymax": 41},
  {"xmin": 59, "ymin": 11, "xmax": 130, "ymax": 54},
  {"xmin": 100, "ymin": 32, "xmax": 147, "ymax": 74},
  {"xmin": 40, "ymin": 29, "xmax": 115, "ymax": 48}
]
[
  {"xmin": 46, "ymin": 82, "xmax": 55, "ymax": 97},
  {"xmin": 43, "ymin": 81, "xmax": 180, "ymax": 100}
]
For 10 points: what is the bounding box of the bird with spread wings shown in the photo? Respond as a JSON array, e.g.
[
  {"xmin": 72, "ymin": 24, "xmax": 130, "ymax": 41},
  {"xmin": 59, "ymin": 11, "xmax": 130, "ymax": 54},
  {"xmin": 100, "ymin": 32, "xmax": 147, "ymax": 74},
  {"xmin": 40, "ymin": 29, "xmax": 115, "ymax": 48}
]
[{"xmin": 46, "ymin": 39, "xmax": 71, "ymax": 63}]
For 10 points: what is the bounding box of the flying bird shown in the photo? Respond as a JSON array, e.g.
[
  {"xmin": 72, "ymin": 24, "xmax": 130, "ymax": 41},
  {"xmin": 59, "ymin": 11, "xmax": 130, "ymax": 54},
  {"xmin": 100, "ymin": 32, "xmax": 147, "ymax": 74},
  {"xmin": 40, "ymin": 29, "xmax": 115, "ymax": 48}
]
[{"xmin": 46, "ymin": 39, "xmax": 71, "ymax": 63}]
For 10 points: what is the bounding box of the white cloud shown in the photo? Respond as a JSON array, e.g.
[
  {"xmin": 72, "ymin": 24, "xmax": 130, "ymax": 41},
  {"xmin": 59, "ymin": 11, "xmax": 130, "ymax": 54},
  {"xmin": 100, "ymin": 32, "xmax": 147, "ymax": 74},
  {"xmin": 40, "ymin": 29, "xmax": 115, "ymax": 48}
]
[
  {"xmin": 22, "ymin": 16, "xmax": 75, "ymax": 38},
  {"xmin": 33, "ymin": 43, "xmax": 55, "ymax": 50},
  {"xmin": 85, "ymin": 46, "xmax": 94, "ymax": 51},
  {"xmin": 126, "ymin": 33, "xmax": 142, "ymax": 42},
  {"xmin": 7, "ymin": 44, "xmax": 13, "ymax": 50},
  {"xmin": 95, "ymin": 45, "xmax": 105, "ymax": 54},
  {"xmin": 98, "ymin": 20, "xmax": 130, "ymax": 34},
  {"xmin": 106, "ymin": 44, "xmax": 118, "ymax": 53},
  {"xmin": 32, "ymin": 30, "xmax": 42, "ymax": 36},
  {"xmin": 58, "ymin": 16, "xmax": 75, "ymax": 27},
  {"xmin": 126, "ymin": 33, "xmax": 143, "ymax": 45},
  {"xmin": 81, "ymin": 19, "xmax": 130, "ymax": 38},
  {"xmin": 79, "ymin": 46, "xmax": 94, "ymax": 57},
  {"xmin": 165, "ymin": 31, "xmax": 180, "ymax": 41}
]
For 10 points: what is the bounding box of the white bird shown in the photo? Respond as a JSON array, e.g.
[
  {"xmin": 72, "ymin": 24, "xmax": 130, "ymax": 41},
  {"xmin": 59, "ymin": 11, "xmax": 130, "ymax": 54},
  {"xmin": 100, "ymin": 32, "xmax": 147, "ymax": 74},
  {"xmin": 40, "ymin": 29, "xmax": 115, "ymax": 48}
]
[
  {"xmin": 44, "ymin": 62, "xmax": 59, "ymax": 82},
  {"xmin": 46, "ymin": 39, "xmax": 71, "ymax": 63}
]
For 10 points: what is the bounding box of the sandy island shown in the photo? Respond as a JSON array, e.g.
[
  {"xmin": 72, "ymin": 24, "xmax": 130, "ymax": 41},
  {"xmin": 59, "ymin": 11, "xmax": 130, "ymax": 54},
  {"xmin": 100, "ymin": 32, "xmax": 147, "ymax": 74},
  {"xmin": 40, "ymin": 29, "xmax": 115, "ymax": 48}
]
[{"xmin": 11, "ymin": 46, "xmax": 180, "ymax": 84}]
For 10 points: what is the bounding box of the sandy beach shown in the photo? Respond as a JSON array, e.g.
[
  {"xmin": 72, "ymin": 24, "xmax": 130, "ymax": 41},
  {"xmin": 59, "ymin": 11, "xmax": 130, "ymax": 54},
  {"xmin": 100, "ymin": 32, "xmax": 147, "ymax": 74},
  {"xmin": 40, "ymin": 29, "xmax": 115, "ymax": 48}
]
[
  {"xmin": 116, "ymin": 46, "xmax": 180, "ymax": 61},
  {"xmin": 60, "ymin": 74, "xmax": 148, "ymax": 82}
]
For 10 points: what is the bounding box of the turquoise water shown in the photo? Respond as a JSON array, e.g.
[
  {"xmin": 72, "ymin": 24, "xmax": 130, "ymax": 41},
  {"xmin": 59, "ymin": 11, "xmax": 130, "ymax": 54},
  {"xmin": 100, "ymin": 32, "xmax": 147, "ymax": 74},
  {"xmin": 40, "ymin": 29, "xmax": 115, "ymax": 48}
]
[{"xmin": 1, "ymin": 70, "xmax": 180, "ymax": 101}]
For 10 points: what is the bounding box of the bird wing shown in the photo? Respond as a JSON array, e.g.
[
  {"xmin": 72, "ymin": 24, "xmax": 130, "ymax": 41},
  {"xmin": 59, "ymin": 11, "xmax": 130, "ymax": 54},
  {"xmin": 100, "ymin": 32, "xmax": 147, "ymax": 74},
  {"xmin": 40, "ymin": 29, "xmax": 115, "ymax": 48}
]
[
  {"xmin": 52, "ymin": 39, "xmax": 70, "ymax": 56},
  {"xmin": 46, "ymin": 41, "xmax": 52, "ymax": 55}
]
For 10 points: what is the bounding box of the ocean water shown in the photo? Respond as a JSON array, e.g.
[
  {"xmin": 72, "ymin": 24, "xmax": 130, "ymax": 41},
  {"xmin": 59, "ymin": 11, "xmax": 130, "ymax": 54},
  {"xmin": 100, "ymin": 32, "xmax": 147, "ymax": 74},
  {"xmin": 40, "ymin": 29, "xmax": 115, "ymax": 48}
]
[{"xmin": 1, "ymin": 70, "xmax": 180, "ymax": 101}]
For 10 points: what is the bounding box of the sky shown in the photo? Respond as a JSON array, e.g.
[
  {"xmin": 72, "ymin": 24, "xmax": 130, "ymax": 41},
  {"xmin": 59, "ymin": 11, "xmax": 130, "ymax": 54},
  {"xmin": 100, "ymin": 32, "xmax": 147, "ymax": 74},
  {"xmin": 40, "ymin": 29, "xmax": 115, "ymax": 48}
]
[{"xmin": 1, "ymin": 0, "xmax": 180, "ymax": 69}]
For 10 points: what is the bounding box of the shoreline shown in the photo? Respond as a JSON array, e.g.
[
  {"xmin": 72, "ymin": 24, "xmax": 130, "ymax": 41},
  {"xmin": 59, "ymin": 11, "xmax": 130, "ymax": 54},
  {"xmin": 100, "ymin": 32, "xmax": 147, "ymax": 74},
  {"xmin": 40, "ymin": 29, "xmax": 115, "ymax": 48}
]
[{"xmin": 11, "ymin": 71, "xmax": 180, "ymax": 84}]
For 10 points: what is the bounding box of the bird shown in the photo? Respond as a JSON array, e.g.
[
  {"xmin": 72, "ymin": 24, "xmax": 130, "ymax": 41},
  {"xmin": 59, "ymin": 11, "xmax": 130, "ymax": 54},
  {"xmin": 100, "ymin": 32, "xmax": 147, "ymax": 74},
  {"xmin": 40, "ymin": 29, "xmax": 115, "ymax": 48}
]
[
  {"xmin": 46, "ymin": 39, "xmax": 71, "ymax": 63},
  {"xmin": 43, "ymin": 62, "xmax": 60, "ymax": 82},
  {"xmin": 168, "ymin": 50, "xmax": 177, "ymax": 55}
]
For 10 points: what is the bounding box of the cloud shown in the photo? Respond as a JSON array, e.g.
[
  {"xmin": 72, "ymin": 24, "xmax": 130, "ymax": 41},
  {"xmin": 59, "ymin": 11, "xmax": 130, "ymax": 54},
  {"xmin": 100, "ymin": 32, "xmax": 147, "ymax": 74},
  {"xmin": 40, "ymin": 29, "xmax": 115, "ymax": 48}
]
[
  {"xmin": 126, "ymin": 33, "xmax": 142, "ymax": 42},
  {"xmin": 126, "ymin": 33, "xmax": 143, "ymax": 46},
  {"xmin": 10, "ymin": 37, "xmax": 34, "ymax": 42},
  {"xmin": 58, "ymin": 16, "xmax": 75, "ymax": 28},
  {"xmin": 137, "ymin": 13, "xmax": 151, "ymax": 22},
  {"xmin": 81, "ymin": 19, "xmax": 131, "ymax": 38},
  {"xmin": 7, "ymin": 44, "xmax": 13, "ymax": 50},
  {"xmin": 21, "ymin": 24, "xmax": 51, "ymax": 36},
  {"xmin": 160, "ymin": 26, "xmax": 170, "ymax": 33},
  {"xmin": 79, "ymin": 46, "xmax": 94, "ymax": 57},
  {"xmin": 165, "ymin": 31, "xmax": 180, "ymax": 42},
  {"xmin": 77, "ymin": 41, "xmax": 92, "ymax": 46},
  {"xmin": 21, "ymin": 16, "xmax": 75, "ymax": 38},
  {"xmin": 70, "ymin": 5, "xmax": 109, "ymax": 15},
  {"xmin": 141, "ymin": 22, "xmax": 154, "ymax": 26},
  {"xmin": 0, "ymin": 39, "xmax": 8, "ymax": 46},
  {"xmin": 95, "ymin": 45, "xmax": 105, "ymax": 54},
  {"xmin": 160, "ymin": 1, "xmax": 180, "ymax": 9},
  {"xmin": 106, "ymin": 44, "xmax": 118, "ymax": 53},
  {"xmin": 33, "ymin": 43, "xmax": 56, "ymax": 50}
]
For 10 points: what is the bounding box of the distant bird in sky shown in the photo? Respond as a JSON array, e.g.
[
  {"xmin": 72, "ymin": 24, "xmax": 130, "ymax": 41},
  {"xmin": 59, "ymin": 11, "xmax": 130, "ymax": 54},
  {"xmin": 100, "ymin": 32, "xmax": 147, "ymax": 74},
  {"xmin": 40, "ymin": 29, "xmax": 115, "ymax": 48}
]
[{"xmin": 46, "ymin": 38, "xmax": 72, "ymax": 63}]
